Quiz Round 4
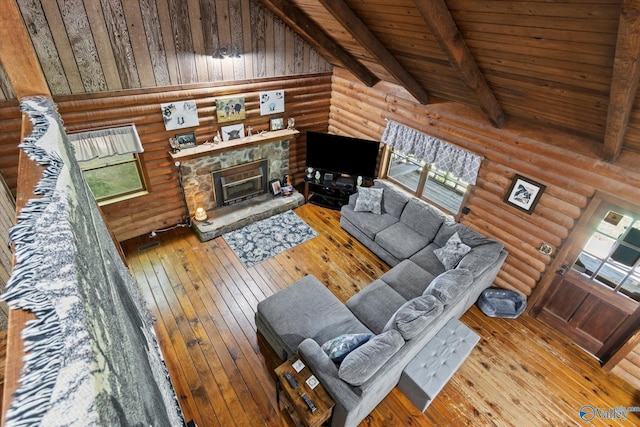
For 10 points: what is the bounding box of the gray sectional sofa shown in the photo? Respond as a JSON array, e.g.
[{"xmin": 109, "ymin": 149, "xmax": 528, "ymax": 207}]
[{"xmin": 255, "ymin": 179, "xmax": 507, "ymax": 427}]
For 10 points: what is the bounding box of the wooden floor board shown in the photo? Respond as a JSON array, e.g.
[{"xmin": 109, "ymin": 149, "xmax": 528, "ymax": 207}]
[{"xmin": 121, "ymin": 203, "xmax": 640, "ymax": 426}]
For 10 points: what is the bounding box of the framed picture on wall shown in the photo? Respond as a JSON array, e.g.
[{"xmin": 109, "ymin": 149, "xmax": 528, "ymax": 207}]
[
  {"xmin": 161, "ymin": 100, "xmax": 199, "ymax": 131},
  {"xmin": 216, "ymin": 96, "xmax": 246, "ymax": 123},
  {"xmin": 176, "ymin": 131, "xmax": 196, "ymax": 149},
  {"xmin": 504, "ymin": 174, "xmax": 546, "ymax": 214},
  {"xmin": 259, "ymin": 90, "xmax": 285, "ymax": 115}
]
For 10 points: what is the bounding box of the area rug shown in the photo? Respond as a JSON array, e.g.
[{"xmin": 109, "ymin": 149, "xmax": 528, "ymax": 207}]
[
  {"xmin": 223, "ymin": 210, "xmax": 318, "ymax": 267},
  {"xmin": 2, "ymin": 96, "xmax": 184, "ymax": 426}
]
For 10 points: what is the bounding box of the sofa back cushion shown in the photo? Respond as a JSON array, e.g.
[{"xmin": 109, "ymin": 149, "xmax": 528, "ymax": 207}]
[
  {"xmin": 457, "ymin": 242, "xmax": 504, "ymax": 277},
  {"xmin": 424, "ymin": 268, "xmax": 474, "ymax": 304},
  {"xmin": 434, "ymin": 219, "xmax": 499, "ymax": 249},
  {"xmin": 400, "ymin": 198, "xmax": 446, "ymax": 241},
  {"xmin": 338, "ymin": 329, "xmax": 404, "ymax": 386},
  {"xmin": 384, "ymin": 294, "xmax": 444, "ymax": 340},
  {"xmin": 374, "ymin": 179, "xmax": 410, "ymax": 218}
]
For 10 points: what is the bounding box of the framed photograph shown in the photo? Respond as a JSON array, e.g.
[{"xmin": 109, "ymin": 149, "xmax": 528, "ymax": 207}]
[
  {"xmin": 270, "ymin": 117, "xmax": 284, "ymax": 131},
  {"xmin": 216, "ymin": 96, "xmax": 246, "ymax": 123},
  {"xmin": 504, "ymin": 174, "xmax": 546, "ymax": 214},
  {"xmin": 161, "ymin": 100, "xmax": 199, "ymax": 131},
  {"xmin": 176, "ymin": 131, "xmax": 196, "ymax": 149},
  {"xmin": 221, "ymin": 123, "xmax": 245, "ymax": 141},
  {"xmin": 269, "ymin": 179, "xmax": 282, "ymax": 195},
  {"xmin": 259, "ymin": 90, "xmax": 285, "ymax": 115}
]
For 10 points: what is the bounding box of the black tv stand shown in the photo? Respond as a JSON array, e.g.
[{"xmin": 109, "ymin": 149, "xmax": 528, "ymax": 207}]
[{"xmin": 304, "ymin": 173, "xmax": 356, "ymax": 210}]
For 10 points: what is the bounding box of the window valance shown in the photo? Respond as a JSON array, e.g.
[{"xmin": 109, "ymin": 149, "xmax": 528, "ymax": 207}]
[
  {"xmin": 381, "ymin": 120, "xmax": 482, "ymax": 185},
  {"xmin": 68, "ymin": 124, "xmax": 144, "ymax": 161}
]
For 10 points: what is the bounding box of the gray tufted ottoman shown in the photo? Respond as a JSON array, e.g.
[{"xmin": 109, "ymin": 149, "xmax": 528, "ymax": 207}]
[{"xmin": 397, "ymin": 318, "xmax": 479, "ymax": 411}]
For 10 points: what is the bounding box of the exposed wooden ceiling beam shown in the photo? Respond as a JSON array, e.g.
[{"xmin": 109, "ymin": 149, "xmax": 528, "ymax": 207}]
[
  {"xmin": 602, "ymin": 0, "xmax": 640, "ymax": 162},
  {"xmin": 0, "ymin": 0, "xmax": 50, "ymax": 97},
  {"xmin": 317, "ymin": 0, "xmax": 429, "ymax": 104},
  {"xmin": 259, "ymin": 0, "xmax": 378, "ymax": 87},
  {"xmin": 412, "ymin": 0, "xmax": 505, "ymax": 128}
]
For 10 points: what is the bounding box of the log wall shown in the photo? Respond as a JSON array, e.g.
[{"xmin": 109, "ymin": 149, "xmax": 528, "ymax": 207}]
[
  {"xmin": 329, "ymin": 67, "xmax": 640, "ymax": 384},
  {"xmin": 0, "ymin": 171, "xmax": 13, "ymax": 329},
  {"xmin": 0, "ymin": 73, "xmax": 331, "ymax": 242}
]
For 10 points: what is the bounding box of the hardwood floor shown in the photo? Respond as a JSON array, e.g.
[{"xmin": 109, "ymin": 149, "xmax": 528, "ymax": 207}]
[{"xmin": 121, "ymin": 203, "xmax": 640, "ymax": 426}]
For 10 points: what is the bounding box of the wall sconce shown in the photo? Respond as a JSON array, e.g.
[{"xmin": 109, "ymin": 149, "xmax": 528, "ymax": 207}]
[{"xmin": 212, "ymin": 45, "xmax": 241, "ymax": 59}]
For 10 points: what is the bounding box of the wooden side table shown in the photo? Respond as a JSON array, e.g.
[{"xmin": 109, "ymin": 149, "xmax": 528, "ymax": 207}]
[{"xmin": 275, "ymin": 356, "xmax": 334, "ymax": 427}]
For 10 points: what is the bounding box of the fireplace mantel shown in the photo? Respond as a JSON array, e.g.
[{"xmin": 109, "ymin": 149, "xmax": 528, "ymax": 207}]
[{"xmin": 169, "ymin": 129, "xmax": 299, "ymax": 161}]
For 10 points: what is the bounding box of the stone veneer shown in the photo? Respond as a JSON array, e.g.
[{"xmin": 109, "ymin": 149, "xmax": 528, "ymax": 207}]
[{"xmin": 179, "ymin": 140, "xmax": 290, "ymax": 215}]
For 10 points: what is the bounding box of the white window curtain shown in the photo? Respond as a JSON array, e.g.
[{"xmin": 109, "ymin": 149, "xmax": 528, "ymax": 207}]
[
  {"xmin": 381, "ymin": 120, "xmax": 483, "ymax": 185},
  {"xmin": 68, "ymin": 124, "xmax": 144, "ymax": 161}
]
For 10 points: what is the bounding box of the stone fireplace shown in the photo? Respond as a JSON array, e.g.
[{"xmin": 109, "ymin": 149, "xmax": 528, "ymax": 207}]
[{"xmin": 179, "ymin": 139, "xmax": 290, "ymax": 215}]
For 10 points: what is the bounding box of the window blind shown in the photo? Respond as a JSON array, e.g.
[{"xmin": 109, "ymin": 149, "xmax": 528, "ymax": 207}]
[
  {"xmin": 68, "ymin": 124, "xmax": 144, "ymax": 161},
  {"xmin": 381, "ymin": 120, "xmax": 482, "ymax": 185}
]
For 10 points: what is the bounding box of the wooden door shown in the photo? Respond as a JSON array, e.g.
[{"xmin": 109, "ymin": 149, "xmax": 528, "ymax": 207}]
[{"xmin": 533, "ymin": 194, "xmax": 640, "ymax": 363}]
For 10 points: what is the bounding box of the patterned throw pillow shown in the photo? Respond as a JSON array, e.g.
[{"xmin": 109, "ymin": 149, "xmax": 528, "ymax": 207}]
[
  {"xmin": 321, "ymin": 333, "xmax": 371, "ymax": 362},
  {"xmin": 354, "ymin": 187, "xmax": 383, "ymax": 214},
  {"xmin": 433, "ymin": 232, "xmax": 471, "ymax": 270}
]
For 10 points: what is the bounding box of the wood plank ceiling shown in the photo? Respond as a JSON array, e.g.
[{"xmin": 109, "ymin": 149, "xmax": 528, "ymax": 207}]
[{"xmin": 261, "ymin": 0, "xmax": 640, "ymax": 161}]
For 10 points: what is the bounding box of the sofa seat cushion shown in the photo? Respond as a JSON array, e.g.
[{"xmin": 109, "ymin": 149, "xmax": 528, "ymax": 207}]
[
  {"xmin": 374, "ymin": 179, "xmax": 411, "ymax": 217},
  {"xmin": 380, "ymin": 259, "xmax": 436, "ymax": 301},
  {"xmin": 375, "ymin": 222, "xmax": 431, "ymax": 260},
  {"xmin": 341, "ymin": 204, "xmax": 398, "ymax": 240},
  {"xmin": 384, "ymin": 295, "xmax": 444, "ymax": 340},
  {"xmin": 347, "ymin": 279, "xmax": 407, "ymax": 334},
  {"xmin": 400, "ymin": 198, "xmax": 446, "ymax": 241},
  {"xmin": 338, "ymin": 330, "xmax": 404, "ymax": 386},
  {"xmin": 409, "ymin": 243, "xmax": 447, "ymax": 277},
  {"xmin": 256, "ymin": 275, "xmax": 371, "ymax": 358}
]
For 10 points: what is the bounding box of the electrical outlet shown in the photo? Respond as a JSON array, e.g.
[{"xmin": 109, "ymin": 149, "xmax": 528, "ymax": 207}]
[{"xmin": 539, "ymin": 243, "xmax": 553, "ymax": 255}]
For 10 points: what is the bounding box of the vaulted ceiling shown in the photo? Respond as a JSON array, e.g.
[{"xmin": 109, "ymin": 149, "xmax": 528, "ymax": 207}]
[
  {"xmin": 260, "ymin": 0, "xmax": 640, "ymax": 162},
  {"xmin": 2, "ymin": 1, "xmax": 639, "ymax": 163}
]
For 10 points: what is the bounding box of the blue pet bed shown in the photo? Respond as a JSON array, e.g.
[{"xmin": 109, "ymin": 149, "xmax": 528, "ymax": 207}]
[{"xmin": 477, "ymin": 288, "xmax": 527, "ymax": 319}]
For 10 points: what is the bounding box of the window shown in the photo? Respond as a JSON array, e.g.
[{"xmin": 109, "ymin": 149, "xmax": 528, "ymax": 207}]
[
  {"xmin": 387, "ymin": 149, "xmax": 468, "ymax": 214},
  {"xmin": 572, "ymin": 211, "xmax": 640, "ymax": 301},
  {"xmin": 78, "ymin": 153, "xmax": 146, "ymax": 203},
  {"xmin": 68, "ymin": 125, "xmax": 147, "ymax": 204}
]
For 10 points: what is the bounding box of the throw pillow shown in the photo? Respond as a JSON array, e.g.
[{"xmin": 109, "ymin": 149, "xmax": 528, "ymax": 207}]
[
  {"xmin": 321, "ymin": 333, "xmax": 371, "ymax": 363},
  {"xmin": 383, "ymin": 295, "xmax": 444, "ymax": 340},
  {"xmin": 338, "ymin": 330, "xmax": 404, "ymax": 386},
  {"xmin": 424, "ymin": 268, "xmax": 473, "ymax": 304},
  {"xmin": 354, "ymin": 187, "xmax": 383, "ymax": 214},
  {"xmin": 433, "ymin": 232, "xmax": 471, "ymax": 270}
]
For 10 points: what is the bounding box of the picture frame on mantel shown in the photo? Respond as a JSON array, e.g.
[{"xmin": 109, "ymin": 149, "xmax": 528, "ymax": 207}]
[
  {"xmin": 176, "ymin": 131, "xmax": 196, "ymax": 149},
  {"xmin": 269, "ymin": 179, "xmax": 282, "ymax": 196},
  {"xmin": 504, "ymin": 174, "xmax": 546, "ymax": 214},
  {"xmin": 221, "ymin": 123, "xmax": 245, "ymax": 141},
  {"xmin": 270, "ymin": 117, "xmax": 284, "ymax": 131}
]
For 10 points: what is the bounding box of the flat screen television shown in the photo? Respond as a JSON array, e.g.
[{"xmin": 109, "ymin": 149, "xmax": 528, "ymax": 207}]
[{"xmin": 306, "ymin": 131, "xmax": 380, "ymax": 178}]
